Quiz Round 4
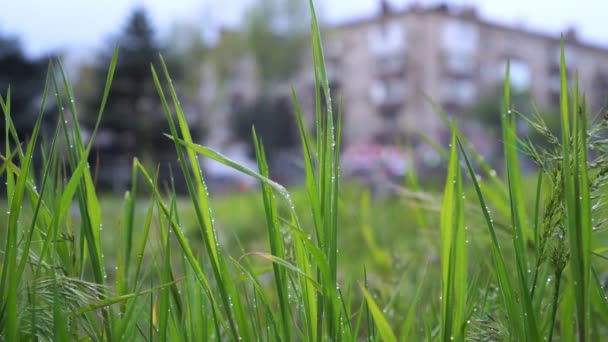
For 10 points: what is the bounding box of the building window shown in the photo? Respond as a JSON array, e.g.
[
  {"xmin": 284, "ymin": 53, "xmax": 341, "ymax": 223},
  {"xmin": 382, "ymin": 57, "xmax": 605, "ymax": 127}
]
[
  {"xmin": 500, "ymin": 60, "xmax": 531, "ymax": 92},
  {"xmin": 441, "ymin": 78, "xmax": 476, "ymax": 105},
  {"xmin": 369, "ymin": 78, "xmax": 406, "ymax": 105},
  {"xmin": 444, "ymin": 52, "xmax": 475, "ymax": 74},
  {"xmin": 368, "ymin": 21, "xmax": 406, "ymax": 56},
  {"xmin": 551, "ymin": 44, "xmax": 575, "ymax": 65},
  {"xmin": 376, "ymin": 53, "xmax": 405, "ymax": 75},
  {"xmin": 442, "ymin": 19, "xmax": 479, "ymax": 54}
]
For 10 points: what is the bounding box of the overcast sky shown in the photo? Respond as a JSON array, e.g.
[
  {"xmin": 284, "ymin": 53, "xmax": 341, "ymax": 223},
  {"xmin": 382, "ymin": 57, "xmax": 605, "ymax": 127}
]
[{"xmin": 1, "ymin": 0, "xmax": 607, "ymax": 58}]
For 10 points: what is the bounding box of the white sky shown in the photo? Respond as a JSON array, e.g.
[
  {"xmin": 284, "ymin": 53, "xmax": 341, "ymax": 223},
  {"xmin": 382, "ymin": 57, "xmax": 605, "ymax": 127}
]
[{"xmin": 1, "ymin": 0, "xmax": 607, "ymax": 58}]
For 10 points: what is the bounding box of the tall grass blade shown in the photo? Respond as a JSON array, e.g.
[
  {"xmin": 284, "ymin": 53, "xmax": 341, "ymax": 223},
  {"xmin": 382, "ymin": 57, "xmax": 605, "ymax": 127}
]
[
  {"xmin": 439, "ymin": 122, "xmax": 467, "ymax": 341},
  {"xmin": 458, "ymin": 139, "xmax": 524, "ymax": 340},
  {"xmin": 500, "ymin": 60, "xmax": 539, "ymax": 341},
  {"xmin": 360, "ymin": 284, "xmax": 397, "ymax": 342}
]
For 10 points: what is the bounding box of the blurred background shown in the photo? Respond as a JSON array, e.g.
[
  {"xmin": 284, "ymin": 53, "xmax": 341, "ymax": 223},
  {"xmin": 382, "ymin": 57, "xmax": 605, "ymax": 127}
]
[{"xmin": 1, "ymin": 0, "xmax": 607, "ymax": 194}]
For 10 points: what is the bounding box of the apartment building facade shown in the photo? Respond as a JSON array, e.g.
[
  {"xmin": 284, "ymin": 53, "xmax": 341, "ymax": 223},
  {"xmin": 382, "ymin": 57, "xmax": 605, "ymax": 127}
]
[{"xmin": 297, "ymin": 2, "xmax": 608, "ymax": 147}]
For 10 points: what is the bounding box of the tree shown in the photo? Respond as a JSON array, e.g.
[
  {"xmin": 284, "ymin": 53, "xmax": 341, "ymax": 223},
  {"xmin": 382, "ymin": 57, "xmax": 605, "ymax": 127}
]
[
  {"xmin": 81, "ymin": 7, "xmax": 185, "ymax": 160},
  {"xmin": 231, "ymin": 95, "xmax": 298, "ymax": 161},
  {"xmin": 0, "ymin": 33, "xmax": 51, "ymax": 139}
]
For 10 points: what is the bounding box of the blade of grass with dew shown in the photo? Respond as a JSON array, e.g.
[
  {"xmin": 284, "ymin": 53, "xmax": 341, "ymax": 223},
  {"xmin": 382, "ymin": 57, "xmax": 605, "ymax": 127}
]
[
  {"xmin": 439, "ymin": 121, "xmax": 467, "ymax": 341},
  {"xmin": 169, "ymin": 137, "xmax": 297, "ymax": 218},
  {"xmin": 151, "ymin": 61, "xmax": 244, "ymax": 340},
  {"xmin": 131, "ymin": 157, "xmax": 229, "ymax": 337},
  {"xmin": 0, "ymin": 69, "xmax": 49, "ymax": 340},
  {"xmin": 558, "ymin": 39, "xmax": 590, "ymax": 340},
  {"xmin": 13, "ymin": 67, "xmax": 56, "ymax": 285},
  {"xmin": 158, "ymin": 58, "xmax": 265, "ymax": 337},
  {"xmin": 158, "ymin": 212, "xmax": 173, "ymax": 342},
  {"xmin": 500, "ymin": 61, "xmax": 539, "ymax": 341},
  {"xmin": 57, "ymin": 60, "xmax": 105, "ymax": 264},
  {"xmin": 309, "ymin": 0, "xmax": 343, "ymax": 337},
  {"xmin": 531, "ymin": 169, "xmax": 544, "ymax": 300},
  {"xmin": 117, "ymin": 163, "xmax": 139, "ymax": 297},
  {"xmin": 576, "ymin": 87, "xmax": 592, "ymax": 340},
  {"xmin": 49, "ymin": 56, "xmax": 117, "ymax": 339},
  {"xmin": 132, "ymin": 163, "xmax": 158, "ymax": 290},
  {"xmin": 292, "ymin": 85, "xmax": 321, "ymax": 242},
  {"xmin": 458, "ymin": 139, "xmax": 524, "ymax": 340},
  {"xmin": 252, "ymin": 128, "xmax": 292, "ymax": 341},
  {"xmin": 292, "ymin": 84, "xmax": 320, "ymax": 339},
  {"xmin": 54, "ymin": 51, "xmax": 117, "ymax": 287},
  {"xmin": 0, "ymin": 88, "xmax": 16, "ymax": 202}
]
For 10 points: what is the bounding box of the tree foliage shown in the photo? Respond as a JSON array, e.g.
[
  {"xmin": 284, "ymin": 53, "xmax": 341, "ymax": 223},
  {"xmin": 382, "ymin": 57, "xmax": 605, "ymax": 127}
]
[
  {"xmin": 81, "ymin": 7, "xmax": 188, "ymax": 159},
  {"xmin": 0, "ymin": 34, "xmax": 51, "ymax": 138},
  {"xmin": 231, "ymin": 95, "xmax": 297, "ymax": 160}
]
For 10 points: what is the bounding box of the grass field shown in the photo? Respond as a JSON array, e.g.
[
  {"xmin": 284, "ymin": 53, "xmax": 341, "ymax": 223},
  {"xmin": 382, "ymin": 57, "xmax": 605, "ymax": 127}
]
[{"xmin": 1, "ymin": 1, "xmax": 608, "ymax": 340}]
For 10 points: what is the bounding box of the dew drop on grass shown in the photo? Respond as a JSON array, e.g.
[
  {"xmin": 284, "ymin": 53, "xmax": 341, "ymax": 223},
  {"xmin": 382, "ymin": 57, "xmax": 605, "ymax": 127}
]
[{"xmin": 490, "ymin": 169, "xmax": 497, "ymax": 177}]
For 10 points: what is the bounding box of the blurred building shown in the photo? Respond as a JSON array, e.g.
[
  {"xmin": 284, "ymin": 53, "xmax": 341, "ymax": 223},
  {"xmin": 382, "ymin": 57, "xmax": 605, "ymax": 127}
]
[
  {"xmin": 302, "ymin": 1, "xmax": 608, "ymax": 147},
  {"xmin": 200, "ymin": 1, "xmax": 608, "ymax": 183}
]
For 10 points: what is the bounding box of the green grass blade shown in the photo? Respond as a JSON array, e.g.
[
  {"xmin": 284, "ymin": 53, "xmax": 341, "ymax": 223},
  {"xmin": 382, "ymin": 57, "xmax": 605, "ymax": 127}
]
[
  {"xmin": 501, "ymin": 60, "xmax": 540, "ymax": 341},
  {"xmin": 439, "ymin": 122, "xmax": 467, "ymax": 341},
  {"xmin": 360, "ymin": 284, "xmax": 397, "ymax": 342},
  {"xmin": 0, "ymin": 68, "xmax": 49, "ymax": 341},
  {"xmin": 458, "ymin": 139, "xmax": 524, "ymax": 340},
  {"xmin": 252, "ymin": 129, "xmax": 292, "ymax": 341}
]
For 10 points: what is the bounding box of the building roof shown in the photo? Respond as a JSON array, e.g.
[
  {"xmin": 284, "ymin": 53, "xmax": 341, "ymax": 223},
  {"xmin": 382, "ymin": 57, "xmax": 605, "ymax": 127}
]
[{"xmin": 330, "ymin": 2, "xmax": 608, "ymax": 54}]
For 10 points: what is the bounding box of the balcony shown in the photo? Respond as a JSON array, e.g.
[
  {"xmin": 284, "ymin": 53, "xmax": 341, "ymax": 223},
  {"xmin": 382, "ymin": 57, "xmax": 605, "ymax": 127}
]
[
  {"xmin": 369, "ymin": 79, "xmax": 407, "ymax": 109},
  {"xmin": 440, "ymin": 78, "xmax": 476, "ymax": 108},
  {"xmin": 441, "ymin": 51, "xmax": 476, "ymax": 77},
  {"xmin": 367, "ymin": 21, "xmax": 406, "ymax": 57},
  {"xmin": 375, "ymin": 54, "xmax": 406, "ymax": 77}
]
